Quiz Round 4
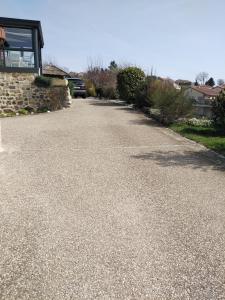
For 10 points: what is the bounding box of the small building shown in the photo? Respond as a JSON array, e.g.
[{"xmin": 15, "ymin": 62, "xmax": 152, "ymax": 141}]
[
  {"xmin": 212, "ymin": 85, "xmax": 225, "ymax": 94},
  {"xmin": 0, "ymin": 17, "xmax": 71, "ymax": 114},
  {"xmin": 43, "ymin": 64, "xmax": 70, "ymax": 79},
  {"xmin": 0, "ymin": 17, "xmax": 44, "ymax": 73},
  {"xmin": 185, "ymin": 86, "xmax": 220, "ymax": 118},
  {"xmin": 175, "ymin": 79, "xmax": 192, "ymax": 88},
  {"xmin": 160, "ymin": 77, "xmax": 181, "ymax": 90}
]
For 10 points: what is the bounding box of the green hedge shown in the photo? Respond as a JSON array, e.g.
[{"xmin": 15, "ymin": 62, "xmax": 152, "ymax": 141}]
[{"xmin": 34, "ymin": 76, "xmax": 52, "ymax": 88}]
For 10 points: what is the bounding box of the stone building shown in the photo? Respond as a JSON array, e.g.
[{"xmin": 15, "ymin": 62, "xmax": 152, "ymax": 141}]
[{"xmin": 0, "ymin": 17, "xmax": 70, "ymax": 113}]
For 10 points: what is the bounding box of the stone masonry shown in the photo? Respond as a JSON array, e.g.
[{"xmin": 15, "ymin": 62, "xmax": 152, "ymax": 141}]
[{"xmin": 0, "ymin": 72, "xmax": 71, "ymax": 113}]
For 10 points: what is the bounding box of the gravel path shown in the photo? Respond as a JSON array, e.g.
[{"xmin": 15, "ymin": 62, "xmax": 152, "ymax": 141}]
[{"xmin": 0, "ymin": 99, "xmax": 225, "ymax": 299}]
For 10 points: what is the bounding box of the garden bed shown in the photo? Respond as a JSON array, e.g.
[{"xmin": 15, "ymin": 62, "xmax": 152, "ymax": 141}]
[{"xmin": 170, "ymin": 123, "xmax": 225, "ymax": 156}]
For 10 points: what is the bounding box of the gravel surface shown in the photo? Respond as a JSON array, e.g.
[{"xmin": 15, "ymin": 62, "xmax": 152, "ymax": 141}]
[{"xmin": 0, "ymin": 99, "xmax": 225, "ymax": 299}]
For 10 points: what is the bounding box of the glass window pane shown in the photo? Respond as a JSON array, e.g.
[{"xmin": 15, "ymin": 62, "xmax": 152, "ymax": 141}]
[
  {"xmin": 5, "ymin": 27, "xmax": 33, "ymax": 49},
  {"xmin": 4, "ymin": 50, "xmax": 35, "ymax": 68},
  {"xmin": 0, "ymin": 50, "xmax": 4, "ymax": 67},
  {"xmin": 71, "ymin": 79, "xmax": 83, "ymax": 85}
]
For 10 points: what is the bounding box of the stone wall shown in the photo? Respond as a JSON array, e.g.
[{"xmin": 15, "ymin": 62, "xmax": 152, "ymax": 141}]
[{"xmin": 0, "ymin": 72, "xmax": 71, "ymax": 113}]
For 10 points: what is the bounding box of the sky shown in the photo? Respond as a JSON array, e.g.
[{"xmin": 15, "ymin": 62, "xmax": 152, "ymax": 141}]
[{"xmin": 1, "ymin": 0, "xmax": 225, "ymax": 81}]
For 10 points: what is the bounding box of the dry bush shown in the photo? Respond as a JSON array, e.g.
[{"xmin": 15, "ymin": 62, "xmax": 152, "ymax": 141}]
[{"xmin": 83, "ymin": 61, "xmax": 118, "ymax": 99}]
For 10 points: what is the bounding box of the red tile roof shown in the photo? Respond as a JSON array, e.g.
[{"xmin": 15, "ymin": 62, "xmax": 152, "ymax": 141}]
[
  {"xmin": 212, "ymin": 86, "xmax": 224, "ymax": 93},
  {"xmin": 192, "ymin": 86, "xmax": 220, "ymax": 97}
]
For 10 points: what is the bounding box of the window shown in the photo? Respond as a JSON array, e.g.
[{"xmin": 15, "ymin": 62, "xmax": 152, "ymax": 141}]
[
  {"xmin": 0, "ymin": 26, "xmax": 36, "ymax": 70},
  {"xmin": 71, "ymin": 79, "xmax": 84, "ymax": 85},
  {"xmin": 4, "ymin": 50, "xmax": 34, "ymax": 68},
  {"xmin": 4, "ymin": 27, "xmax": 33, "ymax": 49},
  {"xmin": 0, "ymin": 50, "xmax": 4, "ymax": 67}
]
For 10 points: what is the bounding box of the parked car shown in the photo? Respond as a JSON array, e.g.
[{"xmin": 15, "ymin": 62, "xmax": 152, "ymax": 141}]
[{"xmin": 67, "ymin": 78, "xmax": 87, "ymax": 98}]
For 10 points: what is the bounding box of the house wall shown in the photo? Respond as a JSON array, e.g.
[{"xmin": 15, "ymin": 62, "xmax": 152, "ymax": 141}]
[
  {"xmin": 184, "ymin": 87, "xmax": 204, "ymax": 100},
  {"xmin": 185, "ymin": 87, "xmax": 213, "ymax": 118},
  {"xmin": 193, "ymin": 105, "xmax": 212, "ymax": 118},
  {"xmin": 0, "ymin": 72, "xmax": 71, "ymax": 113}
]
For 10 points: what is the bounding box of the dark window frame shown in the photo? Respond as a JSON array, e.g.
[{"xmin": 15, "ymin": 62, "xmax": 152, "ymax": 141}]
[
  {"xmin": 4, "ymin": 26, "xmax": 34, "ymax": 50},
  {"xmin": 0, "ymin": 25, "xmax": 40, "ymax": 73}
]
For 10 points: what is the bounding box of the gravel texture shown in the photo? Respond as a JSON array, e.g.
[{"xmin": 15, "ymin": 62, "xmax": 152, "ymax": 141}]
[{"xmin": 0, "ymin": 99, "xmax": 225, "ymax": 299}]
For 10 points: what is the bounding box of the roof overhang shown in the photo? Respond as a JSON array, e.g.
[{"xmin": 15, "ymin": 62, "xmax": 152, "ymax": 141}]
[{"xmin": 191, "ymin": 86, "xmax": 218, "ymax": 97}]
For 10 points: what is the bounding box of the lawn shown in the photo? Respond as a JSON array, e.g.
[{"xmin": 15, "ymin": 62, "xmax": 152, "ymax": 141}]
[{"xmin": 170, "ymin": 123, "xmax": 225, "ymax": 156}]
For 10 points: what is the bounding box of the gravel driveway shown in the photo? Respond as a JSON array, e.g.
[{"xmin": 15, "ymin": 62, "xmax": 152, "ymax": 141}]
[{"xmin": 0, "ymin": 99, "xmax": 225, "ymax": 299}]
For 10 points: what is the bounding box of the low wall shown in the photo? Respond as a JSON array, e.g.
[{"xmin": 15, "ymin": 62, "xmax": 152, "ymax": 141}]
[{"xmin": 0, "ymin": 72, "xmax": 71, "ymax": 113}]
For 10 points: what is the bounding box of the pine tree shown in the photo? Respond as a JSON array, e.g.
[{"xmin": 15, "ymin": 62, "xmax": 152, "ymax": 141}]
[
  {"xmin": 205, "ymin": 77, "xmax": 215, "ymax": 87},
  {"xmin": 194, "ymin": 80, "xmax": 199, "ymax": 86},
  {"xmin": 108, "ymin": 61, "xmax": 118, "ymax": 71}
]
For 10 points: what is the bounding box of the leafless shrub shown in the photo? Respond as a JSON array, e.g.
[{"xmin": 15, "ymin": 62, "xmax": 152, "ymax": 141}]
[{"xmin": 83, "ymin": 59, "xmax": 119, "ymax": 99}]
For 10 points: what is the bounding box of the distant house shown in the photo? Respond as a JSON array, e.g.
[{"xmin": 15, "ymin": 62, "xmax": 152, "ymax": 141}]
[
  {"xmin": 160, "ymin": 77, "xmax": 181, "ymax": 90},
  {"xmin": 185, "ymin": 86, "xmax": 220, "ymax": 118},
  {"xmin": 212, "ymin": 84, "xmax": 225, "ymax": 93},
  {"xmin": 69, "ymin": 71, "xmax": 85, "ymax": 78},
  {"xmin": 186, "ymin": 85, "xmax": 219, "ymax": 100},
  {"xmin": 42, "ymin": 64, "xmax": 70, "ymax": 79},
  {"xmin": 175, "ymin": 79, "xmax": 192, "ymax": 88}
]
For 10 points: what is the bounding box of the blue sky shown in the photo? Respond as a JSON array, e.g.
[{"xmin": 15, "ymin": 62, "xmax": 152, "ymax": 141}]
[{"xmin": 1, "ymin": 0, "xmax": 225, "ymax": 81}]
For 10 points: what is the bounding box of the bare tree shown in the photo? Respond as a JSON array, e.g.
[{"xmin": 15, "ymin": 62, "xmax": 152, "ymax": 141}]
[
  {"xmin": 195, "ymin": 72, "xmax": 209, "ymax": 85},
  {"xmin": 43, "ymin": 55, "xmax": 69, "ymax": 73},
  {"xmin": 217, "ymin": 79, "xmax": 225, "ymax": 86},
  {"xmin": 84, "ymin": 58, "xmax": 120, "ymax": 99},
  {"xmin": 87, "ymin": 56, "xmax": 104, "ymax": 71},
  {"xmin": 43, "ymin": 55, "xmax": 58, "ymax": 67},
  {"xmin": 84, "ymin": 65, "xmax": 117, "ymax": 89},
  {"xmin": 69, "ymin": 71, "xmax": 80, "ymax": 78}
]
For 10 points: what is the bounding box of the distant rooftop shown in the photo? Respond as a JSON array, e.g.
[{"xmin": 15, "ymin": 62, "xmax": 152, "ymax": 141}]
[
  {"xmin": 175, "ymin": 79, "xmax": 192, "ymax": 85},
  {"xmin": 43, "ymin": 65, "xmax": 70, "ymax": 77},
  {"xmin": 192, "ymin": 85, "xmax": 220, "ymax": 97}
]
